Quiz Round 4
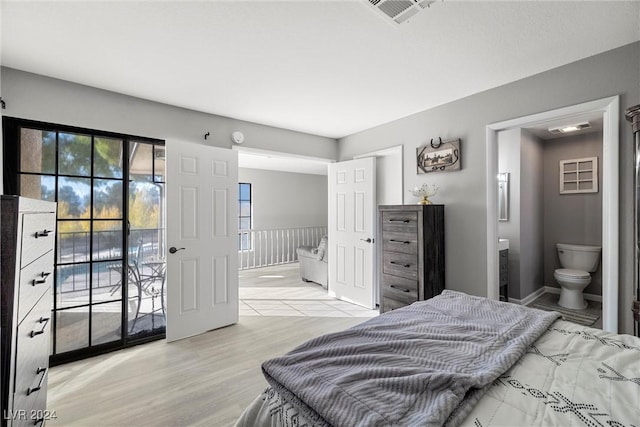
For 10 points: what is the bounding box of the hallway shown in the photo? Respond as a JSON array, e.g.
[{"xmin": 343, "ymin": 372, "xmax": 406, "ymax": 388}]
[{"xmin": 239, "ymin": 263, "xmax": 379, "ymax": 318}]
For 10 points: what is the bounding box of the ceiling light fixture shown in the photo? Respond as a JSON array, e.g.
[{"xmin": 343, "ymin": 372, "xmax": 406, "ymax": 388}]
[{"xmin": 548, "ymin": 121, "xmax": 592, "ymax": 134}]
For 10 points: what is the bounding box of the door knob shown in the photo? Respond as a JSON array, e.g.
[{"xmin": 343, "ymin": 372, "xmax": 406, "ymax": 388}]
[
  {"xmin": 169, "ymin": 247, "xmax": 185, "ymax": 254},
  {"xmin": 360, "ymin": 238, "xmax": 373, "ymax": 243}
]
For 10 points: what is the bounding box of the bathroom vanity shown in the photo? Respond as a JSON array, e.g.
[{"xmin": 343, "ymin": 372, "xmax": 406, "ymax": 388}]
[{"xmin": 498, "ymin": 239, "xmax": 509, "ymax": 302}]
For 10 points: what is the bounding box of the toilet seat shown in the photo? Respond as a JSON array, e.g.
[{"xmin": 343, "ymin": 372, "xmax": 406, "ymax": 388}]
[{"xmin": 554, "ymin": 268, "xmax": 590, "ymax": 279}]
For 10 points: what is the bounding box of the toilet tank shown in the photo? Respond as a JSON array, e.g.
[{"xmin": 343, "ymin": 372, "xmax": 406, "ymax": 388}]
[{"xmin": 556, "ymin": 243, "xmax": 601, "ymax": 272}]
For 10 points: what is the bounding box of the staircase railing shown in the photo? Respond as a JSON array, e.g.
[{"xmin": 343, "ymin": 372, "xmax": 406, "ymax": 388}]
[{"xmin": 238, "ymin": 226, "xmax": 327, "ymax": 270}]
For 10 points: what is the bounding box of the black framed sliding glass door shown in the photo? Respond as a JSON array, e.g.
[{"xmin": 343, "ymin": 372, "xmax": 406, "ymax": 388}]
[{"xmin": 2, "ymin": 117, "xmax": 166, "ymax": 364}]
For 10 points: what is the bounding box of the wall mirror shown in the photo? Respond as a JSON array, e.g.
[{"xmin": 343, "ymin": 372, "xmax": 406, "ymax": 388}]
[{"xmin": 498, "ymin": 172, "xmax": 509, "ymax": 221}]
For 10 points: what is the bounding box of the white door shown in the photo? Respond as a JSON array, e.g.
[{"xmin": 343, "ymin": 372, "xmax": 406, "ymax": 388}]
[
  {"xmin": 328, "ymin": 157, "xmax": 376, "ymax": 309},
  {"xmin": 166, "ymin": 141, "xmax": 238, "ymax": 342}
]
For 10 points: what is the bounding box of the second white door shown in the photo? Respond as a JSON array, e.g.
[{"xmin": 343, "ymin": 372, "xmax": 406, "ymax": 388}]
[{"xmin": 328, "ymin": 157, "xmax": 376, "ymax": 309}]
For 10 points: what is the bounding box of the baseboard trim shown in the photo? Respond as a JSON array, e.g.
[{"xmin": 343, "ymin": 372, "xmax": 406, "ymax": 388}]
[
  {"xmin": 509, "ymin": 287, "xmax": 546, "ymax": 306},
  {"xmin": 511, "ymin": 286, "xmax": 603, "ymax": 305}
]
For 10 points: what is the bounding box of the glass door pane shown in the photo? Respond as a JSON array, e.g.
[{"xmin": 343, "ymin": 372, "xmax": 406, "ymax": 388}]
[
  {"xmin": 127, "ymin": 142, "xmax": 166, "ymax": 337},
  {"xmin": 18, "ymin": 127, "xmax": 126, "ymax": 359}
]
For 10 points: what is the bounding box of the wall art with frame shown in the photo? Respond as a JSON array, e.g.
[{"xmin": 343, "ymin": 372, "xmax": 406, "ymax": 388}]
[{"xmin": 416, "ymin": 138, "xmax": 461, "ymax": 174}]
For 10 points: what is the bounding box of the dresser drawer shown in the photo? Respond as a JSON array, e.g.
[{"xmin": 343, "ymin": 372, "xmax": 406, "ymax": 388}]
[
  {"xmin": 381, "ymin": 273, "xmax": 418, "ymax": 302},
  {"xmin": 21, "ymin": 213, "xmax": 56, "ymax": 268},
  {"xmin": 11, "ymin": 386, "xmax": 47, "ymax": 427},
  {"xmin": 382, "ymin": 297, "xmax": 411, "ymax": 312},
  {"xmin": 382, "ymin": 231, "xmax": 418, "ymax": 255},
  {"xmin": 18, "ymin": 250, "xmax": 54, "ymax": 323},
  {"xmin": 15, "ymin": 294, "xmax": 51, "ymax": 403},
  {"xmin": 382, "ymin": 251, "xmax": 418, "ymax": 280},
  {"xmin": 381, "ymin": 211, "xmax": 418, "ymax": 233}
]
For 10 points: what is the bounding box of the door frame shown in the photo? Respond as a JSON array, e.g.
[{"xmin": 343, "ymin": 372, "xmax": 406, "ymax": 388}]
[
  {"xmin": 354, "ymin": 145, "xmax": 403, "ymax": 306},
  {"xmin": 485, "ymin": 95, "xmax": 619, "ymax": 333}
]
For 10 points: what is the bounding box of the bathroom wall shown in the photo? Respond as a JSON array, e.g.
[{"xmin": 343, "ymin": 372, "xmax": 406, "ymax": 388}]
[
  {"xmin": 543, "ymin": 130, "xmax": 603, "ymax": 295},
  {"xmin": 498, "ymin": 129, "xmax": 521, "ymax": 298},
  {"xmin": 519, "ymin": 130, "xmax": 545, "ymax": 299},
  {"xmin": 497, "ymin": 129, "xmax": 544, "ymax": 300}
]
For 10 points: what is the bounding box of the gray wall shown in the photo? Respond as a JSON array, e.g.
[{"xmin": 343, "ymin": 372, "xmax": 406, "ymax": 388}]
[
  {"xmin": 543, "ymin": 131, "xmax": 603, "ymax": 295},
  {"xmin": 498, "ymin": 129, "xmax": 545, "ymax": 301},
  {"xmin": 0, "ymin": 67, "xmax": 338, "ymax": 161},
  {"xmin": 519, "ymin": 130, "xmax": 545, "ymax": 300},
  {"xmin": 374, "ymin": 150, "xmax": 403, "ymax": 206},
  {"xmin": 498, "ymin": 129, "xmax": 521, "ymax": 298},
  {"xmin": 338, "ymin": 42, "xmax": 639, "ymax": 334},
  {"xmin": 238, "ymin": 168, "xmax": 328, "ymax": 229}
]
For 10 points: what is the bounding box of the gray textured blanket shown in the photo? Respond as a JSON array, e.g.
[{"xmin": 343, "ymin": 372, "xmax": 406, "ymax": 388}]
[{"xmin": 261, "ymin": 290, "xmax": 560, "ymax": 427}]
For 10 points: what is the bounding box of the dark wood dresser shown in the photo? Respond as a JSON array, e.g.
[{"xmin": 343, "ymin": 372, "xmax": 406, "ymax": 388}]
[
  {"xmin": 1, "ymin": 196, "xmax": 56, "ymax": 427},
  {"xmin": 378, "ymin": 204, "xmax": 445, "ymax": 313}
]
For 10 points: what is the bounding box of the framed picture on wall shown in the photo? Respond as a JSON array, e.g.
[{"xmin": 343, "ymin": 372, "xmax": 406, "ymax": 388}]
[{"xmin": 417, "ymin": 138, "xmax": 461, "ymax": 174}]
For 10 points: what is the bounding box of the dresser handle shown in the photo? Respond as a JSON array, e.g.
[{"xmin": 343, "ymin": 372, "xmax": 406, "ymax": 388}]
[
  {"xmin": 27, "ymin": 367, "xmax": 48, "ymax": 396},
  {"xmin": 390, "ymin": 261, "xmax": 411, "ymax": 268},
  {"xmin": 390, "ymin": 285, "xmax": 411, "ymax": 293},
  {"xmin": 32, "ymin": 272, "xmax": 51, "ymax": 286},
  {"xmin": 34, "ymin": 229, "xmax": 53, "ymax": 238},
  {"xmin": 30, "ymin": 317, "xmax": 50, "ymax": 338},
  {"xmin": 388, "ymin": 219, "xmax": 410, "ymax": 223},
  {"xmin": 389, "ymin": 239, "xmax": 411, "ymax": 244}
]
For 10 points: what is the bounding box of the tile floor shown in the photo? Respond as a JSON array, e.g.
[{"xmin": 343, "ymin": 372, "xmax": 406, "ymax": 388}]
[{"xmin": 239, "ymin": 263, "xmax": 379, "ymax": 318}]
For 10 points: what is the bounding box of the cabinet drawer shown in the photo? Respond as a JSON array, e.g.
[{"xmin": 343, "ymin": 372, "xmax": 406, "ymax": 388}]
[
  {"xmin": 21, "ymin": 213, "xmax": 56, "ymax": 268},
  {"xmin": 383, "ymin": 297, "xmax": 410, "ymax": 312},
  {"xmin": 381, "ymin": 211, "xmax": 418, "ymax": 233},
  {"xmin": 381, "ymin": 231, "xmax": 418, "ymax": 255},
  {"xmin": 381, "ymin": 273, "xmax": 418, "ymax": 302},
  {"xmin": 12, "ymin": 386, "xmax": 47, "ymax": 427},
  {"xmin": 15, "ymin": 294, "xmax": 51, "ymax": 403},
  {"xmin": 18, "ymin": 250, "xmax": 54, "ymax": 323},
  {"xmin": 382, "ymin": 251, "xmax": 418, "ymax": 280}
]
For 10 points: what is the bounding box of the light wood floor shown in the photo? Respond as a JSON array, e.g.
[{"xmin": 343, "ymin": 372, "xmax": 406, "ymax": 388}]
[{"xmin": 47, "ymin": 264, "xmax": 372, "ymax": 427}]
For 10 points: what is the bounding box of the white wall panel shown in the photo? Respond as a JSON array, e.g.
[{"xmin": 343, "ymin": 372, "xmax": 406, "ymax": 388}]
[{"xmin": 180, "ymin": 258, "xmax": 199, "ymax": 313}]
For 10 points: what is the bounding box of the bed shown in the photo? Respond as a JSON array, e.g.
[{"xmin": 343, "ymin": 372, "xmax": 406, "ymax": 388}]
[{"xmin": 235, "ymin": 290, "xmax": 640, "ymax": 427}]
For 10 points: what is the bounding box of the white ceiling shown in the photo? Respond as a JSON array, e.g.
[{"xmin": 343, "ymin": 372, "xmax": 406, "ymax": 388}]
[{"xmin": 1, "ymin": 1, "xmax": 639, "ymax": 141}]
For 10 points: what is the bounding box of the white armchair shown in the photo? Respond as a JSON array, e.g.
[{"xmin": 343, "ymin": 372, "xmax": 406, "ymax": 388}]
[{"xmin": 296, "ymin": 235, "xmax": 328, "ymax": 289}]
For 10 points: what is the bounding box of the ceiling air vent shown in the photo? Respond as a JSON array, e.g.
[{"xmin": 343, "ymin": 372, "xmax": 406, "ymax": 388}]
[
  {"xmin": 548, "ymin": 122, "xmax": 592, "ymax": 135},
  {"xmin": 365, "ymin": 0, "xmax": 438, "ymax": 25}
]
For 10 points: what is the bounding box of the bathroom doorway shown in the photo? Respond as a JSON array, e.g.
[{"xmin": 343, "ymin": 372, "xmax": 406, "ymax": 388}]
[{"xmin": 485, "ymin": 96, "xmax": 619, "ymax": 333}]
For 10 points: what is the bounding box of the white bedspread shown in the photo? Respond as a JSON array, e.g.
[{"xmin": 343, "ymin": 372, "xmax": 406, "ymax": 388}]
[
  {"xmin": 459, "ymin": 320, "xmax": 640, "ymax": 427},
  {"xmin": 236, "ymin": 319, "xmax": 640, "ymax": 427}
]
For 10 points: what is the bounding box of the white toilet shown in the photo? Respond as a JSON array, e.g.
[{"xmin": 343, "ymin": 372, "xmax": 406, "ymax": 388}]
[{"xmin": 553, "ymin": 243, "xmax": 601, "ymax": 310}]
